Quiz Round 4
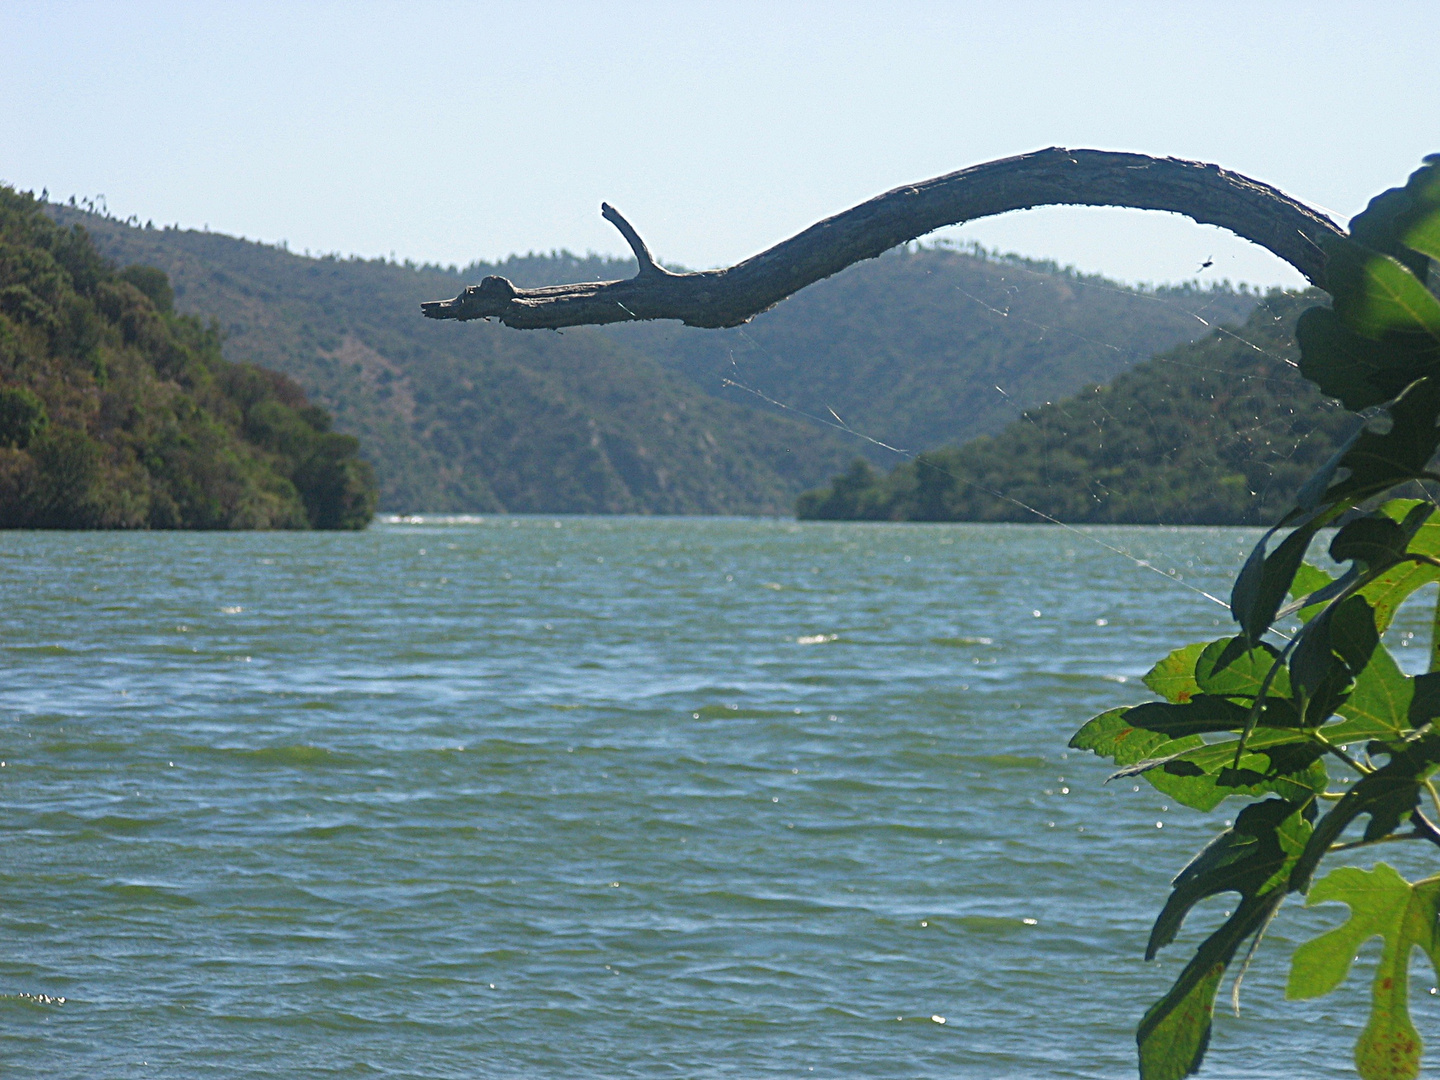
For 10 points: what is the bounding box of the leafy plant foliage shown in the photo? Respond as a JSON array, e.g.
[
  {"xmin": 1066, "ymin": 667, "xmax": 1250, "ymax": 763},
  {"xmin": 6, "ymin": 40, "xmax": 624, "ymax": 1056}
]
[
  {"xmin": 0, "ymin": 186, "xmax": 376, "ymax": 529},
  {"xmin": 1070, "ymin": 156, "xmax": 1440, "ymax": 1079}
]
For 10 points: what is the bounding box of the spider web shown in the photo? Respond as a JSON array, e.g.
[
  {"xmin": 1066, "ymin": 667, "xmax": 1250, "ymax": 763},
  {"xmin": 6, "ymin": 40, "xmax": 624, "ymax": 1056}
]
[{"xmin": 713, "ymin": 240, "xmax": 1362, "ymax": 613}]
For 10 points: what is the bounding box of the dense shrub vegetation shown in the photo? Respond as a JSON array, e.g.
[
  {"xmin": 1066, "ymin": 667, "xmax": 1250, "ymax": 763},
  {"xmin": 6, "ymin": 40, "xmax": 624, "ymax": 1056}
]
[
  {"xmin": 797, "ymin": 293, "xmax": 1355, "ymax": 525},
  {"xmin": 0, "ymin": 186, "xmax": 376, "ymax": 529}
]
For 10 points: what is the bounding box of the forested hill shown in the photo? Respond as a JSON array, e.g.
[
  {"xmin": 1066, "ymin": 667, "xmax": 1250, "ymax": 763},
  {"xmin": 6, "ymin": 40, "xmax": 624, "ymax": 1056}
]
[
  {"xmin": 796, "ymin": 292, "xmax": 1355, "ymax": 526},
  {"xmin": 57, "ymin": 204, "xmax": 1258, "ymax": 514},
  {"xmin": 607, "ymin": 245, "xmax": 1258, "ymax": 455},
  {"xmin": 0, "ymin": 187, "xmax": 375, "ymax": 529},
  {"xmin": 55, "ymin": 213, "xmax": 858, "ymax": 514}
]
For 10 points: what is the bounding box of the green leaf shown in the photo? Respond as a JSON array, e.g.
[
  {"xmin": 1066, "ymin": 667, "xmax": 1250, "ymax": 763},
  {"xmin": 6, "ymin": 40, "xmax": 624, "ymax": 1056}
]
[
  {"xmin": 1322, "ymin": 711, "xmax": 1430, "ymax": 746},
  {"xmin": 1394, "ymin": 157, "xmax": 1440, "ymax": 262},
  {"xmin": 1137, "ymin": 890, "xmax": 1287, "ymax": 1080},
  {"xmin": 1375, "ymin": 499, "xmax": 1438, "ymax": 533},
  {"xmin": 1232, "ymin": 522, "xmax": 1324, "ymax": 641},
  {"xmin": 1124, "ymin": 697, "xmax": 1253, "ymax": 739},
  {"xmin": 1290, "ymin": 595, "xmax": 1382, "ymax": 725},
  {"xmin": 1159, "ymin": 751, "xmax": 1325, "ymax": 812},
  {"xmin": 1326, "ymin": 235, "xmax": 1440, "ymax": 344},
  {"xmin": 1292, "ymin": 561, "xmax": 1338, "ymax": 600},
  {"xmin": 1350, "ymin": 155, "xmax": 1440, "ymax": 268},
  {"xmin": 1323, "ymin": 379, "xmax": 1440, "ymax": 511},
  {"xmin": 1332, "ymin": 505, "xmax": 1435, "ymax": 570},
  {"xmin": 1071, "ymin": 707, "xmax": 1198, "ymax": 767},
  {"xmin": 1194, "ymin": 637, "xmax": 1290, "ymax": 699},
  {"xmin": 1144, "ymin": 642, "xmax": 1208, "ymax": 704},
  {"xmin": 1291, "ymin": 733, "xmax": 1440, "ymax": 893},
  {"xmin": 1298, "ymin": 307, "xmax": 1440, "ymax": 412},
  {"xmin": 1363, "ymin": 561, "xmax": 1440, "ymax": 637},
  {"xmin": 1358, "ymin": 500, "xmax": 1440, "ymax": 635},
  {"xmin": 1147, "ymin": 799, "xmax": 1309, "ymax": 959},
  {"xmin": 1072, "ymin": 703, "xmax": 1307, "ymax": 812},
  {"xmin": 1287, "ymin": 561, "xmax": 1342, "ymax": 625},
  {"xmin": 1115, "ymin": 733, "xmax": 1325, "ymax": 812},
  {"xmin": 1338, "ymin": 642, "xmax": 1414, "ymax": 740},
  {"xmin": 1288, "ymin": 864, "xmax": 1440, "ymax": 1080}
]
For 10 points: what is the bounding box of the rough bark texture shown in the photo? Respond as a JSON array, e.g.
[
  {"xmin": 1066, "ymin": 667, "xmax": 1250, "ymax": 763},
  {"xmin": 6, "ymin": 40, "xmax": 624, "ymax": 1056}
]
[{"xmin": 420, "ymin": 147, "xmax": 1343, "ymax": 330}]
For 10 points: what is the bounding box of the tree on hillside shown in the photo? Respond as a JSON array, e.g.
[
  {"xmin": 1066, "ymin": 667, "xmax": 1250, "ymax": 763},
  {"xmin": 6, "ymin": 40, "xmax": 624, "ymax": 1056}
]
[
  {"xmin": 0, "ymin": 186, "xmax": 377, "ymax": 529},
  {"xmin": 423, "ymin": 150, "xmax": 1440, "ymax": 1080}
]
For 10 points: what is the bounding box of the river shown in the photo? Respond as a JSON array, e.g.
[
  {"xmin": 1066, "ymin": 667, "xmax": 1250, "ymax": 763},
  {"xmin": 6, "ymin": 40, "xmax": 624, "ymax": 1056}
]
[{"xmin": 4, "ymin": 517, "xmax": 1430, "ymax": 1078}]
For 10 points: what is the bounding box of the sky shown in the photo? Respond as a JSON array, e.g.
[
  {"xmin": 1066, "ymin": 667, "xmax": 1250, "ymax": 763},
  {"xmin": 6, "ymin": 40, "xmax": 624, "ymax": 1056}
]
[{"xmin": 2, "ymin": 1, "xmax": 1438, "ymax": 290}]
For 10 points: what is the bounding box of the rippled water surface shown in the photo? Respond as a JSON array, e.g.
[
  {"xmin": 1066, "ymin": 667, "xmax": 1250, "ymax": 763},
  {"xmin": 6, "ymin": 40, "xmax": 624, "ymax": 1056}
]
[{"xmin": 4, "ymin": 518, "xmax": 1434, "ymax": 1078}]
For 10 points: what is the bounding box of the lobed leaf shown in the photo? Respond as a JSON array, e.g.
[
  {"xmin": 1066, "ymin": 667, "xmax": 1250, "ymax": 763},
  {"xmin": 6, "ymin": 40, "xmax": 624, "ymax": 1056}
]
[
  {"xmin": 1291, "ymin": 733, "xmax": 1440, "ymax": 894},
  {"xmin": 1337, "ymin": 642, "xmax": 1414, "ymax": 740},
  {"xmin": 1071, "ymin": 708, "xmax": 1198, "ymax": 767},
  {"xmin": 1114, "ymin": 735, "xmax": 1326, "ymax": 812},
  {"xmin": 1288, "ymin": 864, "xmax": 1440, "ymax": 1080},
  {"xmin": 1155, "ymin": 752, "xmax": 1325, "ymax": 812},
  {"xmin": 1147, "ymin": 798, "xmax": 1309, "ymax": 959},
  {"xmin": 1137, "ymin": 891, "xmax": 1287, "ymax": 1080}
]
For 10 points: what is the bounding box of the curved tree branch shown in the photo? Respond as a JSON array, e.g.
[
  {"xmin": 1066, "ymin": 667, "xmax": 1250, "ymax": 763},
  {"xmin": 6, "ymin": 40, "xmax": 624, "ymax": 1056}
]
[
  {"xmin": 600, "ymin": 202, "xmax": 666, "ymax": 279},
  {"xmin": 420, "ymin": 147, "xmax": 1343, "ymax": 330}
]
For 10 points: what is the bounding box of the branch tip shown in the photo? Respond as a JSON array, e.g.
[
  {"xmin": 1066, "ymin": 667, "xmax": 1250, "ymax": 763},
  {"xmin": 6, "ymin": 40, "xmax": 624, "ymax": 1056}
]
[{"xmin": 601, "ymin": 202, "xmax": 662, "ymax": 277}]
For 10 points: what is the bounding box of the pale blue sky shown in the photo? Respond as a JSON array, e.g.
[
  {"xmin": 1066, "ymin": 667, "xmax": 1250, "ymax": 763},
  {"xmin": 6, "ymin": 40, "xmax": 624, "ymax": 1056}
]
[{"xmin": 2, "ymin": 1, "xmax": 1437, "ymax": 289}]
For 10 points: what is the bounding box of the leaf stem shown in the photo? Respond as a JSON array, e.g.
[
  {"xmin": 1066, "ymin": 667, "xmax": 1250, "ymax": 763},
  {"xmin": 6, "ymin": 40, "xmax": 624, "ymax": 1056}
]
[
  {"xmin": 1230, "ymin": 899, "xmax": 1282, "ymax": 1017},
  {"xmin": 1234, "ymin": 647, "xmax": 1294, "ymax": 768},
  {"xmin": 1410, "ymin": 810, "xmax": 1440, "ymax": 850},
  {"xmin": 1327, "ymin": 832, "xmax": 1422, "ymax": 853},
  {"xmin": 1310, "ymin": 730, "xmax": 1373, "ymax": 775}
]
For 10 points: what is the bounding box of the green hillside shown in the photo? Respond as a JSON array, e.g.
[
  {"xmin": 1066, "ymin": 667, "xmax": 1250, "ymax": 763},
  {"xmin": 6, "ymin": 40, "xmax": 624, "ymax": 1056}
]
[
  {"xmin": 0, "ymin": 187, "xmax": 375, "ymax": 529},
  {"xmin": 56, "ymin": 204, "xmax": 1258, "ymax": 515},
  {"xmin": 796, "ymin": 292, "xmax": 1356, "ymax": 526},
  {"xmin": 53, "ymin": 212, "xmax": 857, "ymax": 515},
  {"xmin": 609, "ymin": 243, "xmax": 1259, "ymax": 455}
]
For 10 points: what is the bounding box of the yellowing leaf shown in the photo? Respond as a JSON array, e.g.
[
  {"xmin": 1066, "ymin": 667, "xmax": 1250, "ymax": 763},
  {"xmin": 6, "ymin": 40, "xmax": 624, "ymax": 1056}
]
[{"xmin": 1288, "ymin": 864, "xmax": 1440, "ymax": 1080}]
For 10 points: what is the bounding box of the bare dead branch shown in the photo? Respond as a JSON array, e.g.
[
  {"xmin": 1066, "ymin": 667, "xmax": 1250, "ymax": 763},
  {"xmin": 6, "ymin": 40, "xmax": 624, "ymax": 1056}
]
[
  {"xmin": 420, "ymin": 147, "xmax": 1343, "ymax": 330},
  {"xmin": 600, "ymin": 203, "xmax": 666, "ymax": 279}
]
